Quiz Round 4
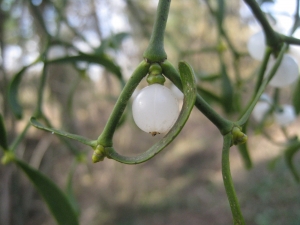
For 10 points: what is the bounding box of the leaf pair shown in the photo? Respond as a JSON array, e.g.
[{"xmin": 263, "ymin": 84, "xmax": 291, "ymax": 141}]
[
  {"xmin": 1, "ymin": 114, "xmax": 79, "ymax": 225},
  {"xmin": 8, "ymin": 52, "xmax": 123, "ymax": 119}
]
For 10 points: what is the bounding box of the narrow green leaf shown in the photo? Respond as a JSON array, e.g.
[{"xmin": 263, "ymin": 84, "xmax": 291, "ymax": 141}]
[
  {"xmin": 105, "ymin": 61, "xmax": 197, "ymax": 164},
  {"xmin": 95, "ymin": 32, "xmax": 129, "ymax": 54},
  {"xmin": 65, "ymin": 161, "xmax": 80, "ymax": 216},
  {"xmin": 47, "ymin": 53, "xmax": 124, "ymax": 86},
  {"xmin": 0, "ymin": 114, "xmax": 8, "ymax": 151},
  {"xmin": 292, "ymin": 77, "xmax": 300, "ymax": 115},
  {"xmin": 8, "ymin": 67, "xmax": 27, "ymax": 119},
  {"xmin": 284, "ymin": 141, "xmax": 300, "ymax": 182},
  {"xmin": 15, "ymin": 159, "xmax": 79, "ymax": 225},
  {"xmin": 199, "ymin": 74, "xmax": 221, "ymax": 82},
  {"xmin": 30, "ymin": 117, "xmax": 97, "ymax": 148},
  {"xmin": 109, "ymin": 32, "xmax": 129, "ymax": 49},
  {"xmin": 221, "ymin": 63, "xmax": 234, "ymax": 114}
]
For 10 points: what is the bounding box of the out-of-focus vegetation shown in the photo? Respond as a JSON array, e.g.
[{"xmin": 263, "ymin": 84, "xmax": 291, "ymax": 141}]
[{"xmin": 0, "ymin": 0, "xmax": 300, "ymax": 224}]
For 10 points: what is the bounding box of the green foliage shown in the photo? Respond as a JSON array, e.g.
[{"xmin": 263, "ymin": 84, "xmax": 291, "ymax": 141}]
[
  {"xmin": 292, "ymin": 77, "xmax": 300, "ymax": 115},
  {"xmin": 30, "ymin": 117, "xmax": 97, "ymax": 148},
  {"xmin": 0, "ymin": 114, "xmax": 8, "ymax": 151},
  {"xmin": 284, "ymin": 141, "xmax": 300, "ymax": 182},
  {"xmin": 47, "ymin": 53, "xmax": 124, "ymax": 85},
  {"xmin": 95, "ymin": 32, "xmax": 129, "ymax": 54},
  {"xmin": 8, "ymin": 67, "xmax": 29, "ymax": 119},
  {"xmin": 15, "ymin": 159, "xmax": 80, "ymax": 225},
  {"xmin": 220, "ymin": 62, "xmax": 234, "ymax": 114},
  {"xmin": 105, "ymin": 61, "xmax": 197, "ymax": 164},
  {"xmin": 1, "ymin": 0, "xmax": 300, "ymax": 224}
]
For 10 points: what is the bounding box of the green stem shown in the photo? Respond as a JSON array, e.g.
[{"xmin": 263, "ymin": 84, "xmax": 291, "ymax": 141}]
[
  {"xmin": 284, "ymin": 141, "xmax": 300, "ymax": 182},
  {"xmin": 280, "ymin": 34, "xmax": 300, "ymax": 45},
  {"xmin": 9, "ymin": 121, "xmax": 31, "ymax": 152},
  {"xmin": 97, "ymin": 60, "xmax": 150, "ymax": 147},
  {"xmin": 254, "ymin": 46, "xmax": 272, "ymax": 93},
  {"xmin": 143, "ymin": 0, "xmax": 171, "ymax": 62},
  {"xmin": 238, "ymin": 44, "xmax": 287, "ymax": 126},
  {"xmin": 28, "ymin": 0, "xmax": 51, "ymax": 37},
  {"xmin": 222, "ymin": 134, "xmax": 245, "ymax": 225},
  {"xmin": 41, "ymin": 115, "xmax": 85, "ymax": 155},
  {"xmin": 161, "ymin": 60, "xmax": 233, "ymax": 135},
  {"xmin": 243, "ymin": 0, "xmax": 280, "ymax": 48},
  {"xmin": 35, "ymin": 58, "xmax": 49, "ymax": 117},
  {"xmin": 291, "ymin": 0, "xmax": 300, "ymax": 33}
]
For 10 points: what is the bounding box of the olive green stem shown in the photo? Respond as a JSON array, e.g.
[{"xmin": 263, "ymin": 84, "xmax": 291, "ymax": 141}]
[
  {"xmin": 9, "ymin": 121, "xmax": 31, "ymax": 152},
  {"xmin": 291, "ymin": 0, "xmax": 300, "ymax": 34},
  {"xmin": 35, "ymin": 56, "xmax": 49, "ymax": 117},
  {"xmin": 143, "ymin": 0, "xmax": 171, "ymax": 62},
  {"xmin": 161, "ymin": 60, "xmax": 233, "ymax": 135},
  {"xmin": 284, "ymin": 141, "xmax": 300, "ymax": 182},
  {"xmin": 254, "ymin": 46, "xmax": 272, "ymax": 93},
  {"xmin": 238, "ymin": 44, "xmax": 287, "ymax": 126},
  {"xmin": 222, "ymin": 133, "xmax": 245, "ymax": 225},
  {"xmin": 29, "ymin": 0, "xmax": 51, "ymax": 37},
  {"xmin": 243, "ymin": 0, "xmax": 281, "ymax": 48},
  {"xmin": 280, "ymin": 34, "xmax": 300, "ymax": 46},
  {"xmin": 97, "ymin": 60, "xmax": 150, "ymax": 147}
]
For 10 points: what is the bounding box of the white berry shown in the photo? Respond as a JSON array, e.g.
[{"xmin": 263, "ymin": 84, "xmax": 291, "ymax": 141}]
[
  {"xmin": 266, "ymin": 54, "xmax": 299, "ymax": 87},
  {"xmin": 132, "ymin": 84, "xmax": 180, "ymax": 135},
  {"xmin": 247, "ymin": 31, "xmax": 266, "ymax": 61},
  {"xmin": 274, "ymin": 105, "xmax": 296, "ymax": 127},
  {"xmin": 252, "ymin": 101, "xmax": 271, "ymax": 123}
]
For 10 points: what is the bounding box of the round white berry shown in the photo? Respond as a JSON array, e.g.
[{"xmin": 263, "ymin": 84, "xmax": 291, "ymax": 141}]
[
  {"xmin": 274, "ymin": 105, "xmax": 296, "ymax": 127},
  {"xmin": 132, "ymin": 84, "xmax": 180, "ymax": 135},
  {"xmin": 252, "ymin": 101, "xmax": 271, "ymax": 123},
  {"xmin": 247, "ymin": 31, "xmax": 266, "ymax": 61},
  {"xmin": 266, "ymin": 54, "xmax": 299, "ymax": 87}
]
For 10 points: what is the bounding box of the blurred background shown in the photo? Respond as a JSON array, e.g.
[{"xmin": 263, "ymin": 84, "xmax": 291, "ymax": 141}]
[{"xmin": 0, "ymin": 0, "xmax": 300, "ymax": 224}]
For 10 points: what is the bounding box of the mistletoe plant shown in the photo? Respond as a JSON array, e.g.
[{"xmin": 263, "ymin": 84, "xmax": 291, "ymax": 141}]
[{"xmin": 1, "ymin": 0, "xmax": 300, "ymax": 224}]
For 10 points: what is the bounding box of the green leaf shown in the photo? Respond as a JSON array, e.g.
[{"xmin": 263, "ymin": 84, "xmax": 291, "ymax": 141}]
[
  {"xmin": 30, "ymin": 117, "xmax": 97, "ymax": 148},
  {"xmin": 220, "ymin": 62, "xmax": 234, "ymax": 114},
  {"xmin": 199, "ymin": 73, "xmax": 221, "ymax": 82},
  {"xmin": 109, "ymin": 32, "xmax": 129, "ymax": 49},
  {"xmin": 292, "ymin": 77, "xmax": 300, "ymax": 115},
  {"xmin": 47, "ymin": 53, "xmax": 124, "ymax": 86},
  {"xmin": 15, "ymin": 159, "xmax": 79, "ymax": 225},
  {"xmin": 96, "ymin": 32, "xmax": 129, "ymax": 54},
  {"xmin": 8, "ymin": 67, "xmax": 28, "ymax": 119},
  {"xmin": 0, "ymin": 114, "xmax": 8, "ymax": 151},
  {"xmin": 65, "ymin": 161, "xmax": 80, "ymax": 216},
  {"xmin": 105, "ymin": 61, "xmax": 197, "ymax": 164},
  {"xmin": 284, "ymin": 141, "xmax": 300, "ymax": 182}
]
